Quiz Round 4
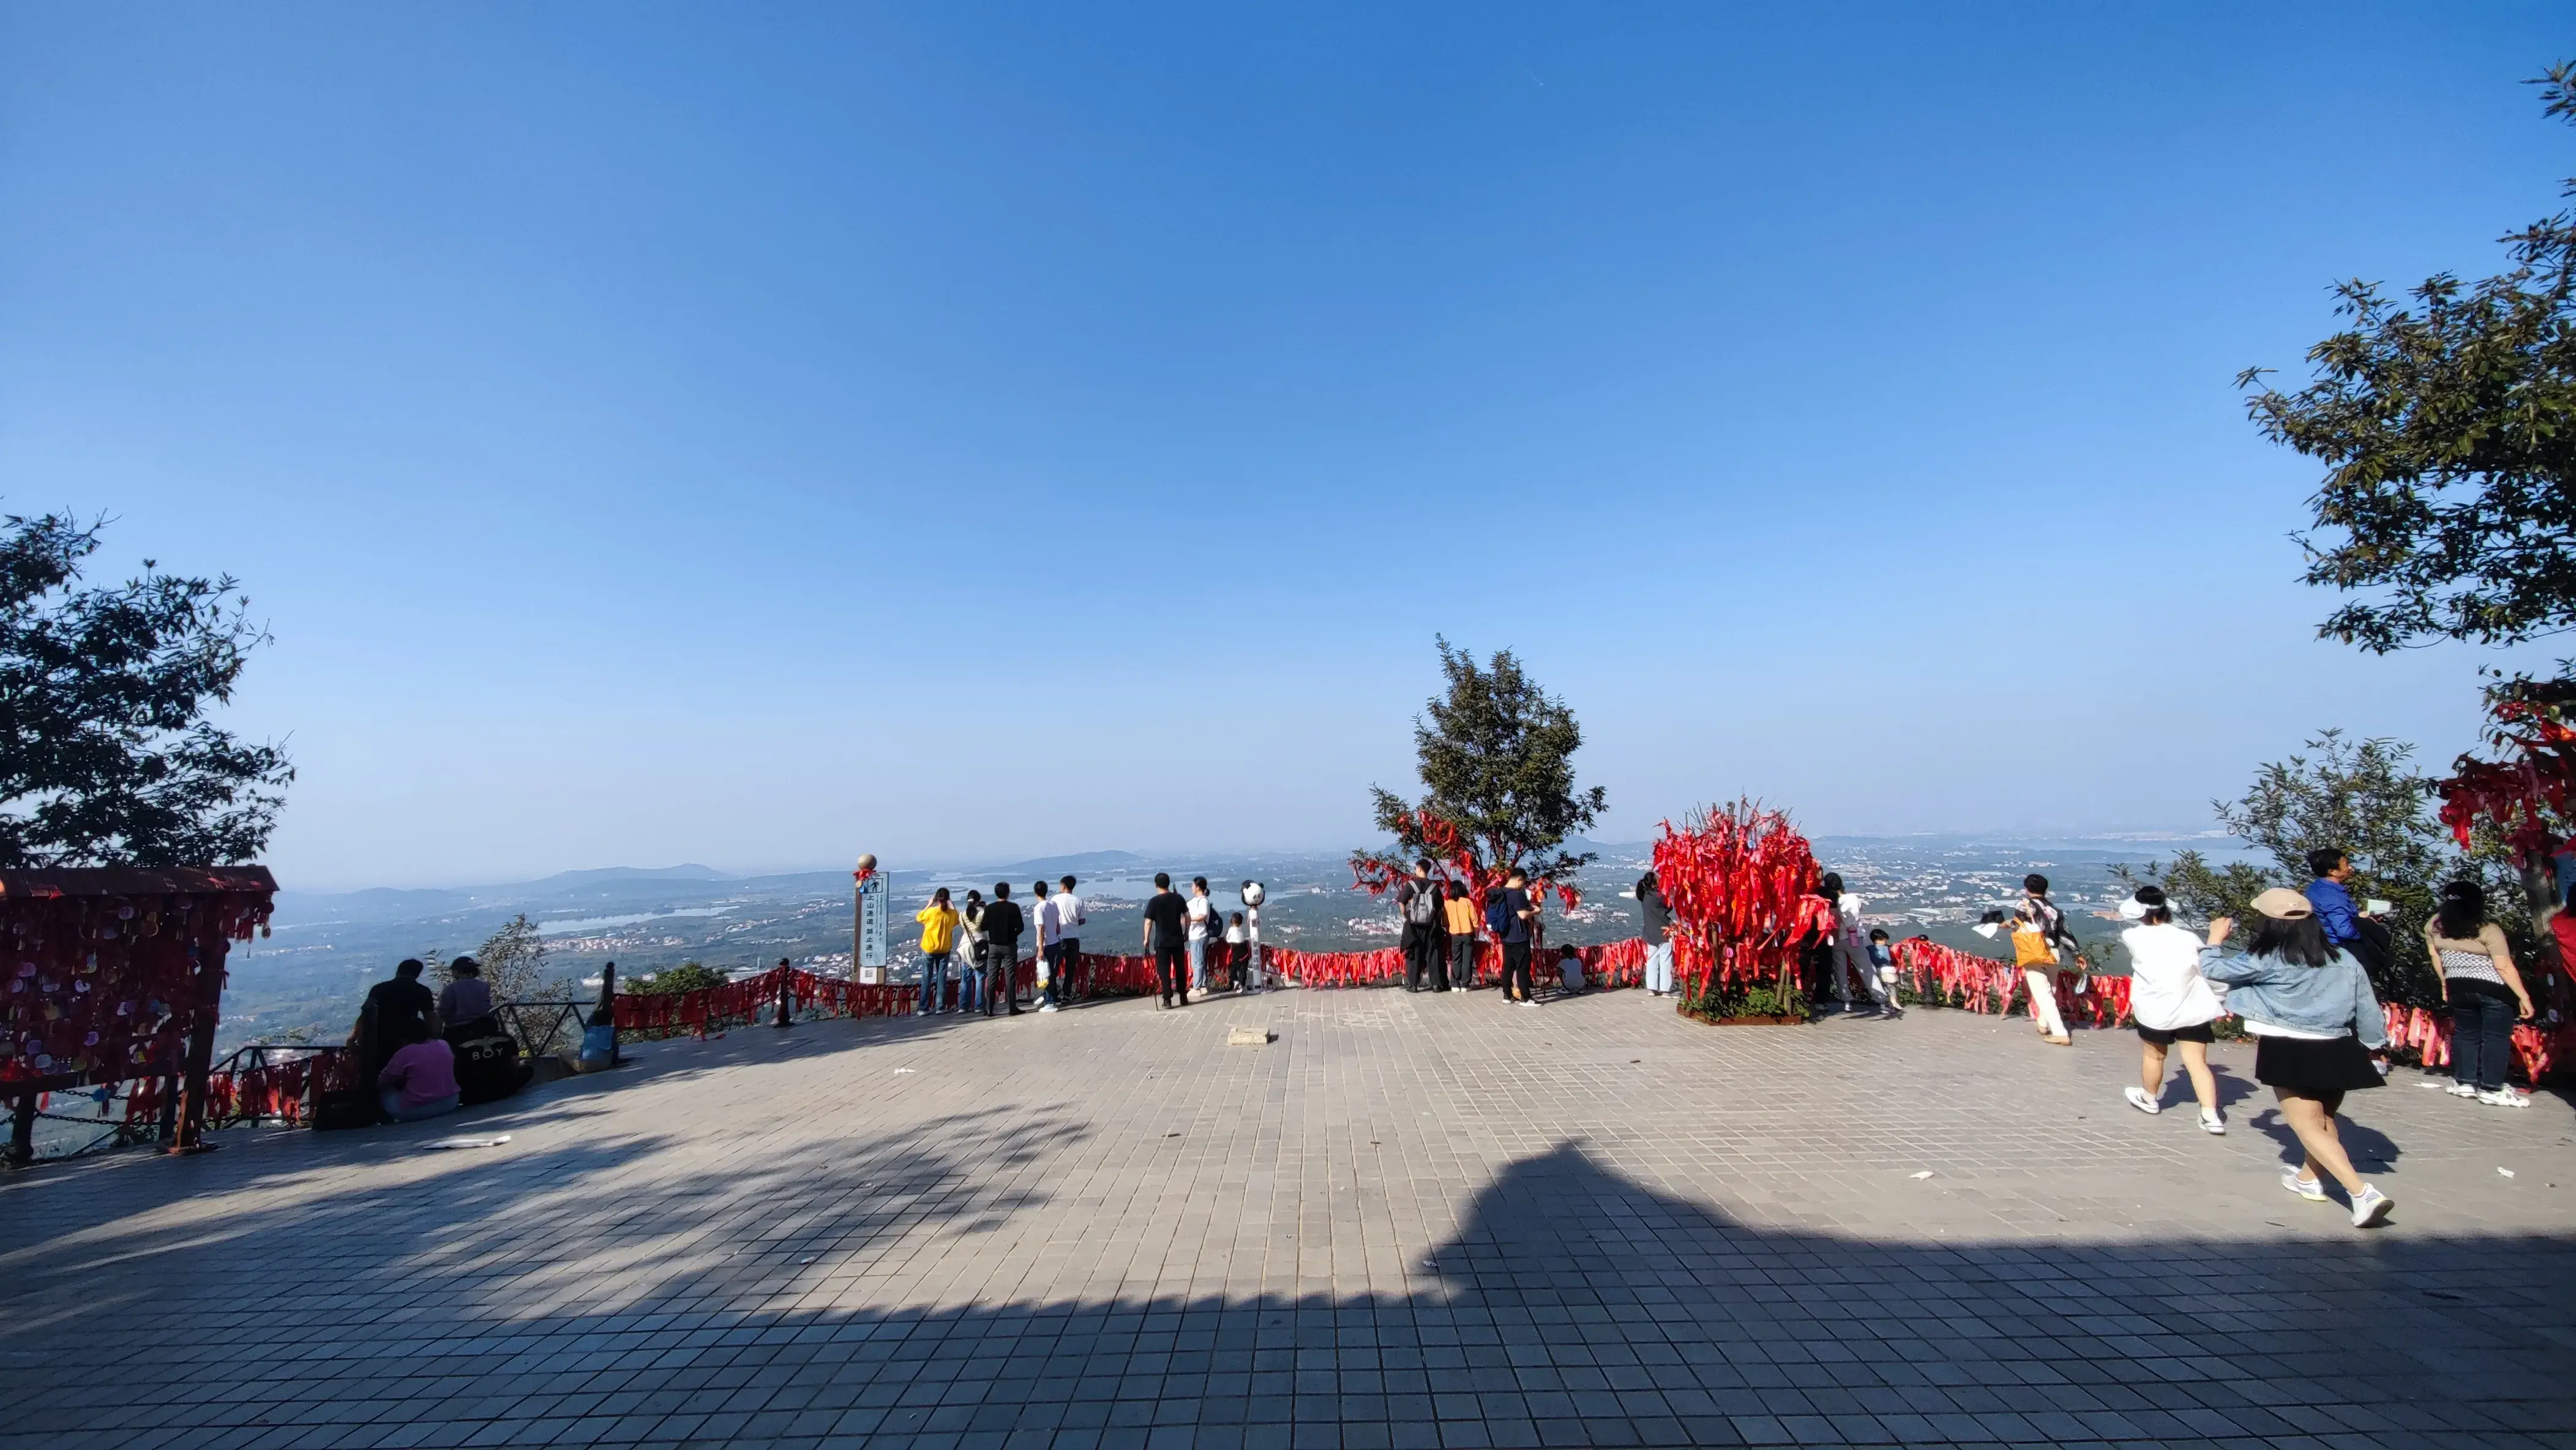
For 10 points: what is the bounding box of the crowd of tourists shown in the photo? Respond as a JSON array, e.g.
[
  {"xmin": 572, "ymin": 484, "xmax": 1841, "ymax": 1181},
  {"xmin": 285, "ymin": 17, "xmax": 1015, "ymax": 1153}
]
[
  {"xmin": 908, "ymin": 873, "xmax": 1278, "ymax": 1016},
  {"xmin": 341, "ymin": 845, "xmax": 2564, "ymax": 1236}
]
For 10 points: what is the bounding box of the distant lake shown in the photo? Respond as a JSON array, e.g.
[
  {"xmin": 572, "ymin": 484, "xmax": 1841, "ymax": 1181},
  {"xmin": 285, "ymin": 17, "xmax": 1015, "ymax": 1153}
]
[{"xmin": 539, "ymin": 906, "xmax": 737, "ymax": 936}]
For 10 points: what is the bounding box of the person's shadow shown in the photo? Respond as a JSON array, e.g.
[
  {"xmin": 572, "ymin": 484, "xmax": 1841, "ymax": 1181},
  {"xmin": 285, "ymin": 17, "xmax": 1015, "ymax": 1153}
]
[{"xmin": 2244, "ymin": 1101, "xmax": 2404, "ymax": 1174}]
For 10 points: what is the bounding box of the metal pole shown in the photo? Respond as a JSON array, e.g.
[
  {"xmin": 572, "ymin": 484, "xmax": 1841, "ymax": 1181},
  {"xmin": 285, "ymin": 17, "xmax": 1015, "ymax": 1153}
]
[
  {"xmin": 598, "ymin": 962, "xmax": 620, "ymax": 1067},
  {"xmin": 6, "ymin": 1092, "xmax": 33, "ymax": 1167},
  {"xmin": 773, "ymin": 958, "xmax": 793, "ymax": 1028}
]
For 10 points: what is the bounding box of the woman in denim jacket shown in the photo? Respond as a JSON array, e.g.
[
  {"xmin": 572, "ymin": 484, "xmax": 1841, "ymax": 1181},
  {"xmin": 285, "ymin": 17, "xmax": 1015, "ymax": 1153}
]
[{"xmin": 2202, "ymin": 887, "xmax": 2395, "ymax": 1228}]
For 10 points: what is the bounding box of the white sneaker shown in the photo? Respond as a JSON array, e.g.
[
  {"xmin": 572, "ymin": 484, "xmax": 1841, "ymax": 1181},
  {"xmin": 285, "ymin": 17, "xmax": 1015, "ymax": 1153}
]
[
  {"xmin": 2123, "ymin": 1086, "xmax": 2160, "ymax": 1115},
  {"xmin": 2477, "ymin": 1087, "xmax": 2531, "ymax": 1108},
  {"xmin": 2447, "ymin": 1082, "xmax": 2479, "ymax": 1098},
  {"xmin": 2198, "ymin": 1108, "xmax": 2225, "ymax": 1135},
  {"xmin": 1039, "ymin": 1003, "xmax": 1058, "ymax": 1013},
  {"xmin": 2282, "ymin": 1171, "xmax": 2329, "ymax": 1203},
  {"xmin": 2350, "ymin": 1184, "xmax": 2394, "ymax": 1228}
]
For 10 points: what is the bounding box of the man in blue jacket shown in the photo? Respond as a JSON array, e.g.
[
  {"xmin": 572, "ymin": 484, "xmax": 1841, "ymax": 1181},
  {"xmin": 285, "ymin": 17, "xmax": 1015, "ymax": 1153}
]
[{"xmin": 2304, "ymin": 847, "xmax": 2365, "ymax": 950}]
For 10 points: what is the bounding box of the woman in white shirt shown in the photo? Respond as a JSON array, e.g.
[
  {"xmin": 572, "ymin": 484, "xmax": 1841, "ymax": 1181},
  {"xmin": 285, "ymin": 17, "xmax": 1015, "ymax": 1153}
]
[{"xmin": 2119, "ymin": 885, "xmax": 2227, "ymax": 1133}]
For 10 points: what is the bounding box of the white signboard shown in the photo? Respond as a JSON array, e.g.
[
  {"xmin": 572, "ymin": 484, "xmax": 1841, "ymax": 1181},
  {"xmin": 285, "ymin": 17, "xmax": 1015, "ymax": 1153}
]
[{"xmin": 857, "ymin": 873, "xmax": 889, "ymax": 983}]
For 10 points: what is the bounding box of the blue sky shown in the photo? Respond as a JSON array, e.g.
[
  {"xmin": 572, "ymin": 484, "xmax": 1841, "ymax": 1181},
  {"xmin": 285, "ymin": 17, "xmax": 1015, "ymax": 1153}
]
[{"xmin": 4, "ymin": 3, "xmax": 2569, "ymax": 889}]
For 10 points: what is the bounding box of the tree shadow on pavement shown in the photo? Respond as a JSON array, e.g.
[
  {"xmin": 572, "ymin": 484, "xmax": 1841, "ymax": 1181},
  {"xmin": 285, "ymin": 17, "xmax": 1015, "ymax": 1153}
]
[{"xmin": 2, "ymin": 1118, "xmax": 2570, "ymax": 1449}]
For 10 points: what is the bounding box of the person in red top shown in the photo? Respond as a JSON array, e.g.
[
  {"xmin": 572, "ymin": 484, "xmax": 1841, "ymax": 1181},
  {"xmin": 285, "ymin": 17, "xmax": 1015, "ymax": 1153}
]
[
  {"xmin": 1790, "ymin": 877, "xmax": 1838, "ymax": 1018},
  {"xmin": 378, "ymin": 1018, "xmax": 462, "ymax": 1123}
]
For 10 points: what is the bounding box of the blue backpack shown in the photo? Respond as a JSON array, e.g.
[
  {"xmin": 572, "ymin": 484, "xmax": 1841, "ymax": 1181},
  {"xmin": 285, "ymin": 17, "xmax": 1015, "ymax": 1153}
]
[{"xmin": 1485, "ymin": 892, "xmax": 1512, "ymax": 939}]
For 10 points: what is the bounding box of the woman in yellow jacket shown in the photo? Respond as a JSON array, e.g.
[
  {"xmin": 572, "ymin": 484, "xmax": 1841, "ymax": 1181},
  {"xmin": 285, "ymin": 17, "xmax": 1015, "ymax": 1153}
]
[
  {"xmin": 1442, "ymin": 887, "xmax": 1482, "ymax": 990},
  {"xmin": 916, "ymin": 888, "xmax": 962, "ymax": 1015}
]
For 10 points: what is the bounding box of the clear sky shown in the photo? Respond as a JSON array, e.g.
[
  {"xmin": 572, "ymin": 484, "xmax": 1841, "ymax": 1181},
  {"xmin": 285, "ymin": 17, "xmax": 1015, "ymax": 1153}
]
[{"xmin": 4, "ymin": 4, "xmax": 2569, "ymax": 890}]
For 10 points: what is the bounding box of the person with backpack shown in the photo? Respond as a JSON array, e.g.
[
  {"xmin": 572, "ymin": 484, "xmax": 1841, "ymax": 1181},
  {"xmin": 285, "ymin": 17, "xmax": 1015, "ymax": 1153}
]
[
  {"xmin": 2203, "ymin": 888, "xmax": 2395, "ymax": 1227},
  {"xmin": 2426, "ymin": 879, "xmax": 2535, "ymax": 1107},
  {"xmin": 2010, "ymin": 873, "xmax": 2076, "ymax": 1046},
  {"xmin": 1397, "ymin": 860, "xmax": 1443, "ymax": 992}
]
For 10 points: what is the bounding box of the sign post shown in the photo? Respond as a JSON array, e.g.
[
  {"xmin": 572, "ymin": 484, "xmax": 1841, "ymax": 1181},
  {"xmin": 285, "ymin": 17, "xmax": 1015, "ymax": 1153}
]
[{"xmin": 855, "ymin": 855, "xmax": 888, "ymax": 985}]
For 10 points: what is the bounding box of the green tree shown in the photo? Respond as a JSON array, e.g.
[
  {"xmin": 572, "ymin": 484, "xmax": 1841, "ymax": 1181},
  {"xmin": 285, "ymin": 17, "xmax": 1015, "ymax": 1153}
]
[
  {"xmin": 0, "ymin": 511, "xmax": 293, "ymax": 865},
  {"xmin": 630, "ymin": 961, "xmax": 728, "ymax": 995},
  {"xmin": 1353, "ymin": 639, "xmax": 1605, "ymax": 891},
  {"xmin": 463, "ymin": 914, "xmax": 578, "ymax": 1053},
  {"xmin": 2117, "ymin": 731, "xmax": 2522, "ymax": 1004},
  {"xmin": 2242, "ymin": 63, "xmax": 2576, "ymax": 654}
]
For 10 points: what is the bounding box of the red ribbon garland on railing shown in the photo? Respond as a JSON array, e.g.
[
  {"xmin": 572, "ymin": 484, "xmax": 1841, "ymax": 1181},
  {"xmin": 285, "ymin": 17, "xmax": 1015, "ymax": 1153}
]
[
  {"xmin": 605, "ymin": 939, "xmax": 1665, "ymax": 1037},
  {"xmin": 2381, "ymin": 1002, "xmax": 2565, "ymax": 1083},
  {"xmin": 1888, "ymin": 936, "xmax": 2132, "ymax": 1025}
]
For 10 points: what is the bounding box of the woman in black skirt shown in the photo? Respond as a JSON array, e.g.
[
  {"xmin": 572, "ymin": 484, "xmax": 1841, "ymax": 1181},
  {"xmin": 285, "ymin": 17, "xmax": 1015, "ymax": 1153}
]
[{"xmin": 2203, "ymin": 887, "xmax": 2395, "ymax": 1228}]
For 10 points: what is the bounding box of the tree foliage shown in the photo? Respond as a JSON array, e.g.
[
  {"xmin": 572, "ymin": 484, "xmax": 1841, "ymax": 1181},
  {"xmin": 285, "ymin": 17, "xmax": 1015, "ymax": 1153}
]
[
  {"xmin": 0, "ymin": 510, "xmax": 292, "ymax": 866},
  {"xmin": 455, "ymin": 914, "xmax": 580, "ymax": 1052},
  {"xmin": 468, "ymin": 914, "xmax": 574, "ymax": 1004},
  {"xmin": 2117, "ymin": 731, "xmax": 2524, "ymax": 1004},
  {"xmin": 2242, "ymin": 62, "xmax": 2576, "ymax": 653},
  {"xmin": 630, "ymin": 961, "xmax": 728, "ymax": 995},
  {"xmin": 1353, "ymin": 639, "xmax": 1605, "ymax": 892}
]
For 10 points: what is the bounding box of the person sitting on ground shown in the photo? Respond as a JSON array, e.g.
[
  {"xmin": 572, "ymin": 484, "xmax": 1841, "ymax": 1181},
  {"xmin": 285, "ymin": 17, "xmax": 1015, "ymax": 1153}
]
[
  {"xmin": 1866, "ymin": 928, "xmax": 1901, "ymax": 1010},
  {"xmin": 377, "ymin": 1018, "xmax": 463, "ymax": 1123},
  {"xmin": 1556, "ymin": 942, "xmax": 1586, "ymax": 994},
  {"xmin": 439, "ymin": 956, "xmax": 499, "ymax": 1042},
  {"xmin": 576, "ymin": 1009, "xmax": 616, "ymax": 1073}
]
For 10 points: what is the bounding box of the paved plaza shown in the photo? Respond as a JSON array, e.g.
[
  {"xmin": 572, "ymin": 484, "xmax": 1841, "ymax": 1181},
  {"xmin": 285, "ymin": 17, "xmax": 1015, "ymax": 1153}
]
[{"xmin": 4, "ymin": 985, "xmax": 2574, "ymax": 1449}]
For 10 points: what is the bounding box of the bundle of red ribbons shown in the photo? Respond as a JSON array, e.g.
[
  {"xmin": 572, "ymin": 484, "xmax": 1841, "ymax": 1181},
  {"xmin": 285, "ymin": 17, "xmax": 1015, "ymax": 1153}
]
[{"xmin": 1652, "ymin": 802, "xmax": 1820, "ymax": 1001}]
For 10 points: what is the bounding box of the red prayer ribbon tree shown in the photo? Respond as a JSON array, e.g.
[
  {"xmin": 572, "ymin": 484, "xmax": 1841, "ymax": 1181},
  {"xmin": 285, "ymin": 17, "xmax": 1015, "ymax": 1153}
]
[{"xmin": 1650, "ymin": 800, "xmax": 1819, "ymax": 1018}]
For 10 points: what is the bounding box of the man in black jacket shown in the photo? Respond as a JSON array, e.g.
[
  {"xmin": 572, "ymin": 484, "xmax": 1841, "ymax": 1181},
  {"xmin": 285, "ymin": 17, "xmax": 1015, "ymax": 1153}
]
[
  {"xmin": 1396, "ymin": 860, "xmax": 1446, "ymax": 993},
  {"xmin": 980, "ymin": 883, "xmax": 1025, "ymax": 1016},
  {"xmin": 1142, "ymin": 873, "xmax": 1189, "ymax": 1008}
]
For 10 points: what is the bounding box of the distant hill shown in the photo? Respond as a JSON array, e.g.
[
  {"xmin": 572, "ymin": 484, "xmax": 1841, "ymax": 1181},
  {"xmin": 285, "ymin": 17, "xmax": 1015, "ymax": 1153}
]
[
  {"xmin": 996, "ymin": 849, "xmax": 1147, "ymax": 876},
  {"xmin": 520, "ymin": 864, "xmax": 735, "ymax": 890}
]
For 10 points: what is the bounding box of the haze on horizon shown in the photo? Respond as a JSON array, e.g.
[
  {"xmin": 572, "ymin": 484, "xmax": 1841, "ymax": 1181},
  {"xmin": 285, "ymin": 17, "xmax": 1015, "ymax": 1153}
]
[{"xmin": 4, "ymin": 4, "xmax": 2566, "ymax": 893}]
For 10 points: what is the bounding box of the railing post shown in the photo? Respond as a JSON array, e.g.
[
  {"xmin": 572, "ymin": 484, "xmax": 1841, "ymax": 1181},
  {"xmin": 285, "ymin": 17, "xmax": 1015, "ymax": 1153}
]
[
  {"xmin": 773, "ymin": 959, "xmax": 794, "ymax": 1028},
  {"xmin": 598, "ymin": 963, "xmax": 621, "ymax": 1067},
  {"xmin": 167, "ymin": 980, "xmax": 222, "ymax": 1154},
  {"xmin": 6, "ymin": 1091, "xmax": 34, "ymax": 1167}
]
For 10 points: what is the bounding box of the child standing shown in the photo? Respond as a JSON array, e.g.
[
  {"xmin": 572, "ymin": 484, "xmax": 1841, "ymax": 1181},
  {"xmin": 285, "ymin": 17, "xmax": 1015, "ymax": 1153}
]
[
  {"xmin": 1866, "ymin": 928, "xmax": 1904, "ymax": 1016},
  {"xmin": 1225, "ymin": 911, "xmax": 1250, "ymax": 992}
]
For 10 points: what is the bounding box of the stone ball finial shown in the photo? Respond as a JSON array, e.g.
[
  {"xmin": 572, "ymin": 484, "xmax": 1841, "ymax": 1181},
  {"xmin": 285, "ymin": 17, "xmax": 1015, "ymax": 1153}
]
[{"xmin": 855, "ymin": 852, "xmax": 878, "ymax": 876}]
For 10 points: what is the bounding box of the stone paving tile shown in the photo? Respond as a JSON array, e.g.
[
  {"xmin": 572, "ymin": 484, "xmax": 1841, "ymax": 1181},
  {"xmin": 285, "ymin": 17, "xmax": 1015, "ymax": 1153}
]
[{"xmin": 3, "ymin": 988, "xmax": 2574, "ymax": 1446}]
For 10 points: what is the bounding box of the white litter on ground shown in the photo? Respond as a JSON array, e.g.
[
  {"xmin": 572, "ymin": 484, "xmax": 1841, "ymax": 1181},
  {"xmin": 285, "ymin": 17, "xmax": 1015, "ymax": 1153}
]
[
  {"xmin": 2499, "ymin": 1167, "xmax": 2517, "ymax": 1178},
  {"xmin": 423, "ymin": 1135, "xmax": 511, "ymax": 1151},
  {"xmin": 1910, "ymin": 1171, "xmax": 1935, "ymax": 1180}
]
